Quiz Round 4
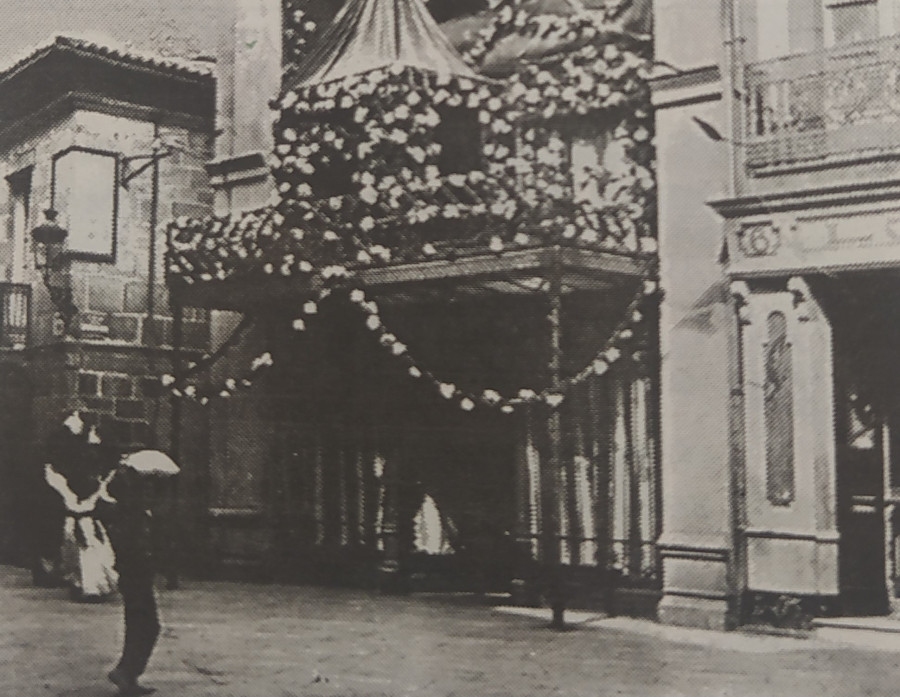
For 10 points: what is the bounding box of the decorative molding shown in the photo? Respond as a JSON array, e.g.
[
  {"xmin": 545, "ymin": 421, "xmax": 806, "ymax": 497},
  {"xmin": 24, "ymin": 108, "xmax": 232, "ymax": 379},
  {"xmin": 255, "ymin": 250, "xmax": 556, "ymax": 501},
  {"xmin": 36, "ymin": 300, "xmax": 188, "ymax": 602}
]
[{"xmin": 709, "ymin": 178, "xmax": 900, "ymax": 219}]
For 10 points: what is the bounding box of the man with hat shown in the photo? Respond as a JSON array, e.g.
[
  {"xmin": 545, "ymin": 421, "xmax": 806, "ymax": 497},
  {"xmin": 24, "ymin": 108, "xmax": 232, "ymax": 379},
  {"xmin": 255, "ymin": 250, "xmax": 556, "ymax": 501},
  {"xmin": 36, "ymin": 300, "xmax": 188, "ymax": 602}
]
[{"xmin": 98, "ymin": 450, "xmax": 179, "ymax": 696}]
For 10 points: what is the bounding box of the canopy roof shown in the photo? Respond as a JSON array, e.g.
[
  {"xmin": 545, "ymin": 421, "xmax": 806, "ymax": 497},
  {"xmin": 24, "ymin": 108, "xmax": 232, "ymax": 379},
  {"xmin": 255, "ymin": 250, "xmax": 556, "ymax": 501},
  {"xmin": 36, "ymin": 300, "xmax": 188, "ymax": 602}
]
[{"xmin": 288, "ymin": 0, "xmax": 478, "ymax": 89}]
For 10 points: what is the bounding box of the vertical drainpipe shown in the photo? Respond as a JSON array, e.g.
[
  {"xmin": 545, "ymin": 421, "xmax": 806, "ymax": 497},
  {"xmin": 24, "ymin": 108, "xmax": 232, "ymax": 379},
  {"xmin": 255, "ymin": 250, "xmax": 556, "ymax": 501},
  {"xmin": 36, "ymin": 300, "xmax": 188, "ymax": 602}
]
[{"xmin": 722, "ymin": 0, "xmax": 749, "ymax": 628}]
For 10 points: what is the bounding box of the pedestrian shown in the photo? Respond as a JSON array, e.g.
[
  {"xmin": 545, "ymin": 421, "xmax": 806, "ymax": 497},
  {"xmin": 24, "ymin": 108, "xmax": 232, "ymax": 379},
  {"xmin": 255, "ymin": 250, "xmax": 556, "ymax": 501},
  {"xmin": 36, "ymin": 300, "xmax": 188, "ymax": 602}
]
[
  {"xmin": 97, "ymin": 449, "xmax": 178, "ymax": 696},
  {"xmin": 40, "ymin": 411, "xmax": 118, "ymax": 600}
]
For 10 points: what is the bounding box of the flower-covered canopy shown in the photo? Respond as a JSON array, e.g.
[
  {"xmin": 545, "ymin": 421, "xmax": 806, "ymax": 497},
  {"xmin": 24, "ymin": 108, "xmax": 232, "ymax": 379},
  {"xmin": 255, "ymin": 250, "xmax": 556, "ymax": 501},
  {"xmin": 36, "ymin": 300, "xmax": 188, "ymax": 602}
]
[{"xmin": 168, "ymin": 0, "xmax": 655, "ymax": 287}]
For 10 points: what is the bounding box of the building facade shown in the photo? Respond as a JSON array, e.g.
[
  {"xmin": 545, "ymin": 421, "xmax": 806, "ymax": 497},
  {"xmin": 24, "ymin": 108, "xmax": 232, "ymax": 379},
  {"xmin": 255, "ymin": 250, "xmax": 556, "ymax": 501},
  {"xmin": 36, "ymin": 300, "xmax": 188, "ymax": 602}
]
[
  {"xmin": 654, "ymin": 0, "xmax": 900, "ymax": 628},
  {"xmin": 0, "ymin": 36, "xmax": 216, "ymax": 572}
]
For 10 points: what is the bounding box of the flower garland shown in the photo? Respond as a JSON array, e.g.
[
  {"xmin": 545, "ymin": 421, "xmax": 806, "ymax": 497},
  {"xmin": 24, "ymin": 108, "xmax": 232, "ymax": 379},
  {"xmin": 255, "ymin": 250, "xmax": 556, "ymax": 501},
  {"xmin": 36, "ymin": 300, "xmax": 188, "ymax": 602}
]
[
  {"xmin": 162, "ymin": 269, "xmax": 660, "ymax": 413},
  {"xmin": 341, "ymin": 277, "xmax": 660, "ymax": 413},
  {"xmin": 159, "ymin": 285, "xmax": 336, "ymax": 405}
]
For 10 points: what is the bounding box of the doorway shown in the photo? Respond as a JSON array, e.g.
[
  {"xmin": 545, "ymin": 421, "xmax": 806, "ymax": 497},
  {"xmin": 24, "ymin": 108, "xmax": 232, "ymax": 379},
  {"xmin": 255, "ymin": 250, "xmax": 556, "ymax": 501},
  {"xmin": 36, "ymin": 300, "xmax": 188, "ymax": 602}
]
[{"xmin": 820, "ymin": 272, "xmax": 900, "ymax": 615}]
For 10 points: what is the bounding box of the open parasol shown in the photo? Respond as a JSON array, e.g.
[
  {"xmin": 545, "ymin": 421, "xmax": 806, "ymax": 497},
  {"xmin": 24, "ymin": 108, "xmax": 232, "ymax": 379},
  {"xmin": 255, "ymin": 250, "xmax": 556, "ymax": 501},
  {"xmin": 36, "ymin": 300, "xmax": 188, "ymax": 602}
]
[{"xmin": 120, "ymin": 449, "xmax": 181, "ymax": 476}]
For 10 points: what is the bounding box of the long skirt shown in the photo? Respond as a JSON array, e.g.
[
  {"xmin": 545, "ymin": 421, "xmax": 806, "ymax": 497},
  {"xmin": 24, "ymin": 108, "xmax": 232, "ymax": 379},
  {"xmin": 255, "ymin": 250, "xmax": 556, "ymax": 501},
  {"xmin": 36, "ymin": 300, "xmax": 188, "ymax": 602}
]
[{"xmin": 61, "ymin": 516, "xmax": 118, "ymax": 600}]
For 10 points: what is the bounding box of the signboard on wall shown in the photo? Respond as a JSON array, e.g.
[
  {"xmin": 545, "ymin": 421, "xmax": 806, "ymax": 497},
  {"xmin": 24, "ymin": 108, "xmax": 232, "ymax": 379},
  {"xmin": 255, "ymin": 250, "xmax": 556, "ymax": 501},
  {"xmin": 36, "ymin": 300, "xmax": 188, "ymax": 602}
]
[{"xmin": 52, "ymin": 147, "xmax": 118, "ymax": 260}]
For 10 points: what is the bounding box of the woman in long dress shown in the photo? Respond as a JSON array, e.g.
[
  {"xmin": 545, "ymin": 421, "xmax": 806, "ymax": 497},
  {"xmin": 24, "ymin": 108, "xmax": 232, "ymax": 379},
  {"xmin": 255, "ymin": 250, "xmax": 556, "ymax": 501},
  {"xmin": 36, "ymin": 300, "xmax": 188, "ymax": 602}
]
[{"xmin": 44, "ymin": 463, "xmax": 118, "ymax": 601}]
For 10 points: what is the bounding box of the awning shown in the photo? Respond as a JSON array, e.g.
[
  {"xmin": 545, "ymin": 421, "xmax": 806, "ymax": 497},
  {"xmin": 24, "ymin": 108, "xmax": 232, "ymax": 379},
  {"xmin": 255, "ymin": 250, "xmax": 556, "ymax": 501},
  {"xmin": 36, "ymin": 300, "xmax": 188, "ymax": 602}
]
[{"xmin": 288, "ymin": 0, "xmax": 478, "ymax": 89}]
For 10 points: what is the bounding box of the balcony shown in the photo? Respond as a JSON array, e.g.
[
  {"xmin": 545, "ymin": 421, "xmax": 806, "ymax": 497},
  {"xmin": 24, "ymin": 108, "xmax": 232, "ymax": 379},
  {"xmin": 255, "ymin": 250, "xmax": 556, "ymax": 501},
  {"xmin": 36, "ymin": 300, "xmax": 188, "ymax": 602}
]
[
  {"xmin": 745, "ymin": 35, "xmax": 900, "ymax": 170},
  {"xmin": 0, "ymin": 283, "xmax": 29, "ymax": 349}
]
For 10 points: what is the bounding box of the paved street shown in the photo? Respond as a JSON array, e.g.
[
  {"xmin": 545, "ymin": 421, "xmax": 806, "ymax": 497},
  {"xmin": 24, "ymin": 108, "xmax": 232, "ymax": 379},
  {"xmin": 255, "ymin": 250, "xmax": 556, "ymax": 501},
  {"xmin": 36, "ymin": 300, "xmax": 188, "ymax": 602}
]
[{"xmin": 3, "ymin": 565, "xmax": 900, "ymax": 697}]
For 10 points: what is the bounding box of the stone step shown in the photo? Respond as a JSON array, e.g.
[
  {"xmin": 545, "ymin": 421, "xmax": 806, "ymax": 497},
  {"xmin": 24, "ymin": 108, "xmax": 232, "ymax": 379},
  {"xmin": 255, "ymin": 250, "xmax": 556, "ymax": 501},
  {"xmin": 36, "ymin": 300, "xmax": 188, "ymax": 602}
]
[
  {"xmin": 814, "ymin": 616, "xmax": 900, "ymax": 651},
  {"xmin": 813, "ymin": 616, "xmax": 900, "ymax": 633}
]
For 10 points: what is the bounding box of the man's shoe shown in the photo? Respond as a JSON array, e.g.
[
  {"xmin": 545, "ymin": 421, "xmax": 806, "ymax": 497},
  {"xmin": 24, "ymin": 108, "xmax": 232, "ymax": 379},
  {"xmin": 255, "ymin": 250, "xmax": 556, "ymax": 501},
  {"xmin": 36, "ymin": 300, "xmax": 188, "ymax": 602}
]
[
  {"xmin": 108, "ymin": 669, "xmax": 156, "ymax": 695},
  {"xmin": 107, "ymin": 669, "xmax": 129, "ymax": 690}
]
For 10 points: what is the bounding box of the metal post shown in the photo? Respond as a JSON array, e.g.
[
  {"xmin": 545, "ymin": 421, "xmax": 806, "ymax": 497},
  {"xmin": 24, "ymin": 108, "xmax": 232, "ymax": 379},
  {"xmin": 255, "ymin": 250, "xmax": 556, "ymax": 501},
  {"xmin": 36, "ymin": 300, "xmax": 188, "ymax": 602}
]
[
  {"xmin": 147, "ymin": 125, "xmax": 161, "ymax": 339},
  {"xmin": 542, "ymin": 247, "xmax": 566, "ymax": 629}
]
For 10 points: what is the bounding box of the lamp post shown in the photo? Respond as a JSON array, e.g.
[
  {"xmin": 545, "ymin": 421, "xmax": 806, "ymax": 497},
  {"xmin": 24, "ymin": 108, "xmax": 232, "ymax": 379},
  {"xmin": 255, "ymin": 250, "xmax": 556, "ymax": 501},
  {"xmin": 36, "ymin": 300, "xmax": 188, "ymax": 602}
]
[{"xmin": 31, "ymin": 208, "xmax": 77, "ymax": 334}]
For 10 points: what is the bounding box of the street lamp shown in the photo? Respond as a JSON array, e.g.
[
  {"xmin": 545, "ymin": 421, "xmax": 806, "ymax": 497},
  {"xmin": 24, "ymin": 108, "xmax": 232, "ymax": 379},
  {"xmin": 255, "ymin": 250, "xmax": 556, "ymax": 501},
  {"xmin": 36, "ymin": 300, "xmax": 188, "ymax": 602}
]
[{"xmin": 31, "ymin": 208, "xmax": 77, "ymax": 333}]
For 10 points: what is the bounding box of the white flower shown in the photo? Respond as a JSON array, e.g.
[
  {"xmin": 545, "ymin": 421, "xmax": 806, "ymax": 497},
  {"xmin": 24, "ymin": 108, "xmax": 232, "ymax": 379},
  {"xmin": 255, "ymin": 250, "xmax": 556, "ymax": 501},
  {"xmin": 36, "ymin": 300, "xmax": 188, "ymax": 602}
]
[
  {"xmin": 357, "ymin": 250, "xmax": 372, "ymax": 263},
  {"xmin": 483, "ymin": 389, "xmax": 502, "ymax": 404},
  {"xmin": 489, "ymin": 236, "xmax": 503, "ymax": 252},
  {"xmin": 518, "ymin": 388, "xmax": 537, "ymax": 400},
  {"xmin": 545, "ymin": 393, "xmax": 565, "ymax": 408},
  {"xmin": 592, "ymin": 359, "xmax": 609, "ymax": 375},
  {"xmin": 370, "ymin": 245, "xmax": 391, "ymax": 261},
  {"xmin": 460, "ymin": 398, "xmax": 475, "ymax": 411},
  {"xmin": 439, "ymin": 383, "xmax": 456, "ymax": 399},
  {"xmin": 350, "ymin": 289, "xmax": 366, "ymax": 303},
  {"xmin": 391, "ymin": 342, "xmax": 406, "ymax": 355},
  {"xmin": 407, "ymin": 146, "xmax": 426, "ymax": 164},
  {"xmin": 514, "ymin": 233, "xmax": 529, "ymax": 246},
  {"xmin": 366, "ymin": 315, "xmax": 381, "ymax": 330},
  {"xmin": 360, "ymin": 216, "xmax": 376, "ymax": 232},
  {"xmin": 501, "ymin": 405, "xmax": 515, "ymax": 414},
  {"xmin": 299, "ymin": 260, "xmax": 314, "ymax": 272},
  {"xmin": 323, "ymin": 230, "xmax": 340, "ymax": 242},
  {"xmin": 161, "ymin": 374, "xmax": 176, "ymax": 386},
  {"xmin": 360, "ymin": 186, "xmax": 379, "ymax": 204},
  {"xmin": 292, "ymin": 318, "xmax": 306, "ymax": 331},
  {"xmin": 605, "ymin": 347, "xmax": 621, "ymax": 363},
  {"xmin": 409, "ymin": 366, "xmax": 422, "ymax": 378},
  {"xmin": 282, "ymin": 127, "xmax": 297, "ymax": 142},
  {"xmin": 304, "ymin": 301, "xmax": 317, "ymax": 315},
  {"xmin": 422, "ymin": 243, "xmax": 437, "ymax": 256},
  {"xmin": 643, "ymin": 280, "xmax": 658, "ymax": 295}
]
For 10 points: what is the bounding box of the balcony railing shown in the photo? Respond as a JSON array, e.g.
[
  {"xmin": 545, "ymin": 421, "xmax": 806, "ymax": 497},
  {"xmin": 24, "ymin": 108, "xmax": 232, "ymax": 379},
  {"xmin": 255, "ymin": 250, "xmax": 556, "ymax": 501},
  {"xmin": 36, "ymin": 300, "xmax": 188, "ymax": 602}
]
[
  {"xmin": 0, "ymin": 283, "xmax": 29, "ymax": 349},
  {"xmin": 745, "ymin": 35, "xmax": 900, "ymax": 168}
]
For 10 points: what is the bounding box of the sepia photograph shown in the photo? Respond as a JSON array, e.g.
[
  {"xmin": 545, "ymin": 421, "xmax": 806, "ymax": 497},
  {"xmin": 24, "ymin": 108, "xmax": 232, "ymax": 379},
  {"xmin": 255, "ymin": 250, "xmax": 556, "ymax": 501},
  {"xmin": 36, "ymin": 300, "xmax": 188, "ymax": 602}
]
[{"xmin": 2, "ymin": 0, "xmax": 900, "ymax": 695}]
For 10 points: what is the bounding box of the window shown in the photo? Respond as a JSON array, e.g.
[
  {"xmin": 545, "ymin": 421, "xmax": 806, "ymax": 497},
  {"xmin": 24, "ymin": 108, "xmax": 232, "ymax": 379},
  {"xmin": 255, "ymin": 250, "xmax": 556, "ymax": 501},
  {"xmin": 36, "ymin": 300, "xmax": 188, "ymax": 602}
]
[
  {"xmin": 828, "ymin": 0, "xmax": 878, "ymax": 45},
  {"xmin": 436, "ymin": 107, "xmax": 481, "ymax": 175},
  {"xmin": 6, "ymin": 167, "xmax": 31, "ymax": 283},
  {"xmin": 764, "ymin": 311, "xmax": 796, "ymax": 506},
  {"xmin": 51, "ymin": 148, "xmax": 118, "ymax": 260}
]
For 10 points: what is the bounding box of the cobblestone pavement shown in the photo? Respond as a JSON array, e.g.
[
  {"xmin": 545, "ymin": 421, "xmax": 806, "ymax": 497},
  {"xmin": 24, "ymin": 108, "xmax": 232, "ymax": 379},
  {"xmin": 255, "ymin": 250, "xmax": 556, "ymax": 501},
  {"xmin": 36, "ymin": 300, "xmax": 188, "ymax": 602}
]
[{"xmin": 3, "ymin": 564, "xmax": 900, "ymax": 697}]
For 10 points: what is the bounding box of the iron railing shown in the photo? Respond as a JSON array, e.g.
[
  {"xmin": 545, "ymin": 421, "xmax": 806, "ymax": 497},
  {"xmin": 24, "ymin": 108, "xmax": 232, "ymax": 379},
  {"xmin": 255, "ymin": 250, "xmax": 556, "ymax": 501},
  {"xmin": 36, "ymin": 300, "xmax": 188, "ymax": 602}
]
[
  {"xmin": 745, "ymin": 35, "xmax": 900, "ymax": 167},
  {"xmin": 0, "ymin": 283, "xmax": 30, "ymax": 349}
]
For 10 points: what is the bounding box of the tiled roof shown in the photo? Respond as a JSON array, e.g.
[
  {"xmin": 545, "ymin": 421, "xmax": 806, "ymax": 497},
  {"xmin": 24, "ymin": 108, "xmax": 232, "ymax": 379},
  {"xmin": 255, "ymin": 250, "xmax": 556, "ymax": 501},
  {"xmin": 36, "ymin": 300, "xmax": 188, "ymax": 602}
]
[{"xmin": 0, "ymin": 34, "xmax": 214, "ymax": 85}]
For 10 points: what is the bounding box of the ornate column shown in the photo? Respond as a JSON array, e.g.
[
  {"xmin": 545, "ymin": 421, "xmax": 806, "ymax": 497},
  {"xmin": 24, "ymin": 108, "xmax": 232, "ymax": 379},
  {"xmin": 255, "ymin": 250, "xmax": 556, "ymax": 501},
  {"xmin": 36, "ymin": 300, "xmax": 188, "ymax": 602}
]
[{"xmin": 732, "ymin": 277, "xmax": 839, "ymax": 600}]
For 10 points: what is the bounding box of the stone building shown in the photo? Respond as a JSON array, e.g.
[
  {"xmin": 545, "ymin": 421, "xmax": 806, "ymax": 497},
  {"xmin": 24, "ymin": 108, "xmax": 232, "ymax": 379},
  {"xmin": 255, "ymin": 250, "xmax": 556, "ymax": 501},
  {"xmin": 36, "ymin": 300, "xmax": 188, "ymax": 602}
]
[
  {"xmin": 653, "ymin": 0, "xmax": 900, "ymax": 629},
  {"xmin": 0, "ymin": 35, "xmax": 216, "ymax": 569}
]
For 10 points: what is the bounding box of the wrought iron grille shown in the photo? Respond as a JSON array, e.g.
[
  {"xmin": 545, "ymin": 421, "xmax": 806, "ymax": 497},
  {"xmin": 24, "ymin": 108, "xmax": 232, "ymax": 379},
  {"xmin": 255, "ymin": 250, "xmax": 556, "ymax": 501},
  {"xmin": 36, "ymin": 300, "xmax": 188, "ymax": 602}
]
[{"xmin": 0, "ymin": 283, "xmax": 29, "ymax": 349}]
